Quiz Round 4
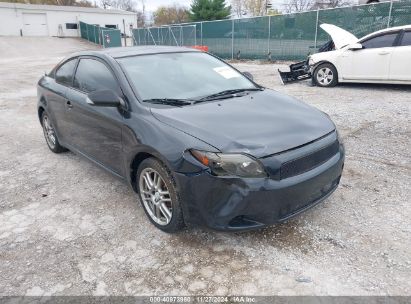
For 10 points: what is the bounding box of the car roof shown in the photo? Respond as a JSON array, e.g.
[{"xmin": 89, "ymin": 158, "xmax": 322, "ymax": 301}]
[
  {"xmin": 361, "ymin": 24, "xmax": 411, "ymax": 40},
  {"xmin": 73, "ymin": 45, "xmax": 200, "ymax": 59}
]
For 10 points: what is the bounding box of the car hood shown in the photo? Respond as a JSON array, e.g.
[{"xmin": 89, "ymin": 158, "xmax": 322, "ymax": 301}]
[
  {"xmin": 150, "ymin": 90, "xmax": 335, "ymax": 158},
  {"xmin": 320, "ymin": 23, "xmax": 358, "ymax": 49}
]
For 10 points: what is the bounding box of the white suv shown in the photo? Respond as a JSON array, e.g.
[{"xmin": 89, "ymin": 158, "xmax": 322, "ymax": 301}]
[{"xmin": 309, "ymin": 24, "xmax": 411, "ymax": 87}]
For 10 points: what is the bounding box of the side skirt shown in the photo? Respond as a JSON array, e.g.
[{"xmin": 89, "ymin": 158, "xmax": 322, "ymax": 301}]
[{"xmin": 61, "ymin": 142, "xmax": 126, "ymax": 181}]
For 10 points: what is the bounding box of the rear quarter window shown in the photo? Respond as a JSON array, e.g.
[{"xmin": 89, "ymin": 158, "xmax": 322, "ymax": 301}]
[{"xmin": 55, "ymin": 58, "xmax": 77, "ymax": 86}]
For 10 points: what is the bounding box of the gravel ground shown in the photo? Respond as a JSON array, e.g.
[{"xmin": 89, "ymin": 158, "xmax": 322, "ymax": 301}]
[{"xmin": 0, "ymin": 37, "xmax": 410, "ymax": 296}]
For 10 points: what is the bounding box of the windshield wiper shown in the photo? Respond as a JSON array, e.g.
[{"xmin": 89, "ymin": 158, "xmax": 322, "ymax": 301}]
[
  {"xmin": 142, "ymin": 98, "xmax": 194, "ymax": 106},
  {"xmin": 195, "ymin": 88, "xmax": 264, "ymax": 103}
]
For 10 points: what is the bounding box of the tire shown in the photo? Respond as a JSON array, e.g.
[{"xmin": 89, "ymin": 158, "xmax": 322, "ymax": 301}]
[
  {"xmin": 136, "ymin": 158, "xmax": 185, "ymax": 233},
  {"xmin": 313, "ymin": 63, "xmax": 338, "ymax": 87},
  {"xmin": 41, "ymin": 111, "xmax": 67, "ymax": 153}
]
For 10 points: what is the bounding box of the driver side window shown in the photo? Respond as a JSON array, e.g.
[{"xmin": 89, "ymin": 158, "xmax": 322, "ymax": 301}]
[
  {"xmin": 361, "ymin": 32, "xmax": 398, "ymax": 49},
  {"xmin": 73, "ymin": 58, "xmax": 120, "ymax": 94},
  {"xmin": 400, "ymin": 31, "xmax": 411, "ymax": 46}
]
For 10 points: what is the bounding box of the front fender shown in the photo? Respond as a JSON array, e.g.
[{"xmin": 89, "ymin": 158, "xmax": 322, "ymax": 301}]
[
  {"xmin": 122, "ymin": 111, "xmax": 217, "ymax": 188},
  {"xmin": 309, "ymin": 50, "xmax": 341, "ymax": 72},
  {"xmin": 37, "ymin": 78, "xmax": 49, "ymax": 123}
]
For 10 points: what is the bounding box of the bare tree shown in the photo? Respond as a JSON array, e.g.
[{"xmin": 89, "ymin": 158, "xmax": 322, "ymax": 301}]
[
  {"xmin": 244, "ymin": 0, "xmax": 266, "ymax": 16},
  {"xmin": 232, "ymin": 0, "xmax": 275, "ymax": 17},
  {"xmin": 139, "ymin": 0, "xmax": 145, "ymax": 15},
  {"xmin": 5, "ymin": 0, "xmax": 94, "ymax": 7},
  {"xmin": 137, "ymin": 0, "xmax": 146, "ymax": 26},
  {"xmin": 283, "ymin": 0, "xmax": 315, "ymax": 13},
  {"xmin": 99, "ymin": 0, "xmax": 114, "ymax": 9},
  {"xmin": 136, "ymin": 10, "xmax": 145, "ymax": 27},
  {"xmin": 98, "ymin": 0, "xmax": 145, "ymax": 27},
  {"xmin": 231, "ymin": 0, "xmax": 246, "ymax": 18},
  {"xmin": 284, "ymin": 0, "xmax": 354, "ymax": 13},
  {"xmin": 100, "ymin": 0, "xmax": 135, "ymax": 10},
  {"xmin": 115, "ymin": 0, "xmax": 135, "ymax": 11},
  {"xmin": 327, "ymin": 0, "xmax": 355, "ymax": 8}
]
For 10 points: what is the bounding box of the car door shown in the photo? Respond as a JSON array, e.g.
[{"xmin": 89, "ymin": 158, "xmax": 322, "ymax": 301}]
[
  {"xmin": 389, "ymin": 30, "xmax": 411, "ymax": 82},
  {"xmin": 339, "ymin": 31, "xmax": 399, "ymax": 81},
  {"xmin": 65, "ymin": 57, "xmax": 125, "ymax": 176},
  {"xmin": 47, "ymin": 57, "xmax": 78, "ymax": 144}
]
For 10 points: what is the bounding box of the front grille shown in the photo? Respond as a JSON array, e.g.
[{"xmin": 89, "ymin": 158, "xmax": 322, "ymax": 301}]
[{"xmin": 280, "ymin": 140, "xmax": 339, "ymax": 179}]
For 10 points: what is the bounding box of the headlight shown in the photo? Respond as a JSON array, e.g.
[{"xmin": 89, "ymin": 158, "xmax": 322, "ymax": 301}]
[
  {"xmin": 308, "ymin": 56, "xmax": 314, "ymax": 65},
  {"xmin": 190, "ymin": 150, "xmax": 267, "ymax": 178}
]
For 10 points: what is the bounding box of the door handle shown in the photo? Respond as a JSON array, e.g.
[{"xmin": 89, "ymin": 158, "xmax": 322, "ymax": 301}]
[
  {"xmin": 66, "ymin": 100, "xmax": 73, "ymax": 109},
  {"xmin": 379, "ymin": 51, "xmax": 390, "ymax": 55}
]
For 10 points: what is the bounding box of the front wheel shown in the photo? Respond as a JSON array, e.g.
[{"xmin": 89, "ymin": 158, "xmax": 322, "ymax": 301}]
[
  {"xmin": 313, "ymin": 63, "xmax": 338, "ymax": 87},
  {"xmin": 41, "ymin": 112, "xmax": 67, "ymax": 153},
  {"xmin": 136, "ymin": 158, "xmax": 185, "ymax": 233}
]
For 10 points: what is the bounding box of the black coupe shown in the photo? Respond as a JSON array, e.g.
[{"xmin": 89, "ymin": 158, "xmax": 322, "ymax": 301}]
[{"xmin": 37, "ymin": 46, "xmax": 344, "ymax": 232}]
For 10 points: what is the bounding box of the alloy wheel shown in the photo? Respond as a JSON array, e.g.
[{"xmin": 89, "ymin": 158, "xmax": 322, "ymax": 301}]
[
  {"xmin": 316, "ymin": 67, "xmax": 334, "ymax": 86},
  {"xmin": 42, "ymin": 114, "xmax": 56, "ymax": 149},
  {"xmin": 139, "ymin": 168, "xmax": 173, "ymax": 226}
]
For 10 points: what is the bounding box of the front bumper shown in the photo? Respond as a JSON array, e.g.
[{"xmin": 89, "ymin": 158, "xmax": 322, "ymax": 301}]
[
  {"xmin": 175, "ymin": 142, "xmax": 345, "ymax": 231},
  {"xmin": 278, "ymin": 60, "xmax": 311, "ymax": 84}
]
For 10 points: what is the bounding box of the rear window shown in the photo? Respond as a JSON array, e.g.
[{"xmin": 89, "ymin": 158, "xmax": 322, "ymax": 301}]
[
  {"xmin": 362, "ymin": 32, "xmax": 398, "ymax": 49},
  {"xmin": 400, "ymin": 31, "xmax": 411, "ymax": 46}
]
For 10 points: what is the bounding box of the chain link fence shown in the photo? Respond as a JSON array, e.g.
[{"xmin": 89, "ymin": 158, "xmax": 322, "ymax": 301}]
[
  {"xmin": 79, "ymin": 21, "xmax": 122, "ymax": 48},
  {"xmin": 132, "ymin": 0, "xmax": 411, "ymax": 60},
  {"xmin": 132, "ymin": 25, "xmax": 197, "ymax": 47}
]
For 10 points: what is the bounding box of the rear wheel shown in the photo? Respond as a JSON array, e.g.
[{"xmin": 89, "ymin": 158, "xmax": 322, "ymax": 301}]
[
  {"xmin": 137, "ymin": 158, "xmax": 185, "ymax": 233},
  {"xmin": 313, "ymin": 63, "xmax": 338, "ymax": 87},
  {"xmin": 41, "ymin": 112, "xmax": 67, "ymax": 153}
]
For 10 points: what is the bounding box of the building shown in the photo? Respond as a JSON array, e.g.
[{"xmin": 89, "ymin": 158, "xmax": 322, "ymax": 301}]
[{"xmin": 0, "ymin": 2, "xmax": 137, "ymax": 37}]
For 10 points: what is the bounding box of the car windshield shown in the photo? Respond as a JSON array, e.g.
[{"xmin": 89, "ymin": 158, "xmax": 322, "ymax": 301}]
[{"xmin": 117, "ymin": 52, "xmax": 257, "ymax": 101}]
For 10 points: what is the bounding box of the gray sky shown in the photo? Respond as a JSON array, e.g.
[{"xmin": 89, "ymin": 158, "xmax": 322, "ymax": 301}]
[
  {"xmin": 139, "ymin": 0, "xmax": 193, "ymax": 12},
  {"xmin": 138, "ymin": 0, "xmax": 286, "ymax": 14}
]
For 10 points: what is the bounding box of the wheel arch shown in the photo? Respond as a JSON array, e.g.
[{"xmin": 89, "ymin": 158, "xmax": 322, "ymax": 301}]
[
  {"xmin": 130, "ymin": 152, "xmax": 153, "ymax": 192},
  {"xmin": 38, "ymin": 106, "xmax": 45, "ymax": 125},
  {"xmin": 128, "ymin": 147, "xmax": 175, "ymax": 193},
  {"xmin": 313, "ymin": 60, "xmax": 338, "ymax": 73},
  {"xmin": 38, "ymin": 96, "xmax": 48, "ymax": 125}
]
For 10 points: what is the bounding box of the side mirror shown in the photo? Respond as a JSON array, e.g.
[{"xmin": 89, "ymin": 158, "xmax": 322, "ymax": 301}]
[
  {"xmin": 347, "ymin": 43, "xmax": 363, "ymax": 50},
  {"xmin": 86, "ymin": 89, "xmax": 123, "ymax": 107},
  {"xmin": 242, "ymin": 71, "xmax": 254, "ymax": 81}
]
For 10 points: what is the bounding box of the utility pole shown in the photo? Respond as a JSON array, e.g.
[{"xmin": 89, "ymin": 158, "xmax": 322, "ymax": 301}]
[
  {"xmin": 141, "ymin": 0, "xmax": 146, "ymax": 27},
  {"xmin": 123, "ymin": 19, "xmax": 127, "ymax": 46}
]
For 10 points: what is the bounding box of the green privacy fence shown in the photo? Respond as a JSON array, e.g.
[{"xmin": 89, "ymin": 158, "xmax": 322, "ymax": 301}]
[
  {"xmin": 132, "ymin": 0, "xmax": 411, "ymax": 60},
  {"xmin": 79, "ymin": 21, "xmax": 122, "ymax": 48}
]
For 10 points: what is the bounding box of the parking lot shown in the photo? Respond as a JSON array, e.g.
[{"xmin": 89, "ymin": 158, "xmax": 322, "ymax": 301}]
[{"xmin": 0, "ymin": 37, "xmax": 410, "ymax": 296}]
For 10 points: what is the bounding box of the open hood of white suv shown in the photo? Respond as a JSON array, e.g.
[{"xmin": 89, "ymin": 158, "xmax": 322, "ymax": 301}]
[{"xmin": 320, "ymin": 24, "xmax": 358, "ymax": 49}]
